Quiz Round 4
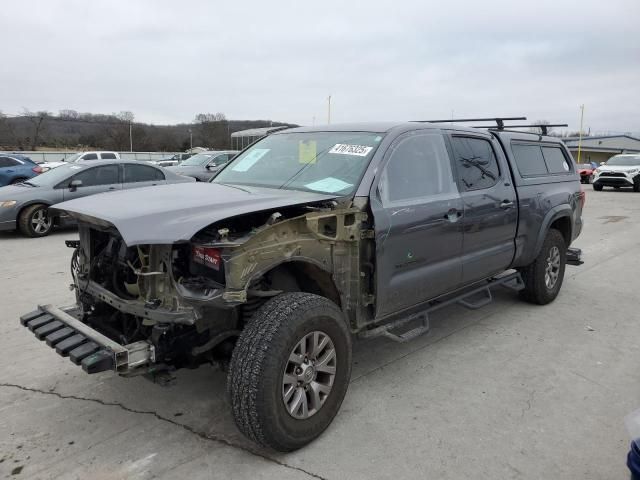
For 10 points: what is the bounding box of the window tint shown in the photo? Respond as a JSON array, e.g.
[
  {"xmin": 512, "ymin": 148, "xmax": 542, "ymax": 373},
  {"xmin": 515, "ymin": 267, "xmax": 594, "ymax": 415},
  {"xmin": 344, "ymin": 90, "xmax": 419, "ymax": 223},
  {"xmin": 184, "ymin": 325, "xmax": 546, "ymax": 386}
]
[
  {"xmin": 542, "ymin": 146, "xmax": 571, "ymax": 174},
  {"xmin": 0, "ymin": 157, "xmax": 19, "ymax": 168},
  {"xmin": 100, "ymin": 152, "xmax": 117, "ymax": 160},
  {"xmin": 82, "ymin": 153, "xmax": 99, "ymax": 161},
  {"xmin": 451, "ymin": 137, "xmax": 500, "ymax": 191},
  {"xmin": 511, "ymin": 144, "xmax": 548, "ymax": 177},
  {"xmin": 124, "ymin": 164, "xmax": 164, "ymax": 183},
  {"xmin": 380, "ymin": 133, "xmax": 455, "ymax": 204},
  {"xmin": 71, "ymin": 165, "xmax": 119, "ymax": 187}
]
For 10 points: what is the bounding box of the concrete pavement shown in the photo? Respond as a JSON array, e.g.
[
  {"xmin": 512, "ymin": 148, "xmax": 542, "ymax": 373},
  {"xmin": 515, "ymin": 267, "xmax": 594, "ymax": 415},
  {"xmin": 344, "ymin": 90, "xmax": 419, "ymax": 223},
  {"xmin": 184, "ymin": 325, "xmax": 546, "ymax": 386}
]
[{"xmin": 1, "ymin": 189, "xmax": 638, "ymax": 479}]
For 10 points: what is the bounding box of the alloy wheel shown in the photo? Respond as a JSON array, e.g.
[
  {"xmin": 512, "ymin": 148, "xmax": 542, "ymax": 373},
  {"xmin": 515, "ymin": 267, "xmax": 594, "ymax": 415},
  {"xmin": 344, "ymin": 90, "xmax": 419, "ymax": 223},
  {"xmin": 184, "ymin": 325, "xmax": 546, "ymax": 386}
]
[
  {"xmin": 31, "ymin": 208, "xmax": 52, "ymax": 234},
  {"xmin": 282, "ymin": 331, "xmax": 337, "ymax": 419},
  {"xmin": 544, "ymin": 246, "xmax": 561, "ymax": 289}
]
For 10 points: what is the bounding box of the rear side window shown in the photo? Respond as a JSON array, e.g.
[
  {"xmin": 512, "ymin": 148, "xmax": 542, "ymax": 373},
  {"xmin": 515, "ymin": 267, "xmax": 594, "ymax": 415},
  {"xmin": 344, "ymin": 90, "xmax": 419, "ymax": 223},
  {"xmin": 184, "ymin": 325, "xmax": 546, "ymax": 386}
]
[
  {"xmin": 72, "ymin": 165, "xmax": 120, "ymax": 186},
  {"xmin": 380, "ymin": 132, "xmax": 456, "ymax": 204},
  {"xmin": 100, "ymin": 152, "xmax": 117, "ymax": 160},
  {"xmin": 511, "ymin": 144, "xmax": 548, "ymax": 177},
  {"xmin": 124, "ymin": 164, "xmax": 164, "ymax": 183},
  {"xmin": 450, "ymin": 137, "xmax": 500, "ymax": 191},
  {"xmin": 512, "ymin": 143, "xmax": 572, "ymax": 177},
  {"xmin": 0, "ymin": 157, "xmax": 19, "ymax": 167},
  {"xmin": 542, "ymin": 146, "xmax": 571, "ymax": 174},
  {"xmin": 82, "ymin": 153, "xmax": 99, "ymax": 161}
]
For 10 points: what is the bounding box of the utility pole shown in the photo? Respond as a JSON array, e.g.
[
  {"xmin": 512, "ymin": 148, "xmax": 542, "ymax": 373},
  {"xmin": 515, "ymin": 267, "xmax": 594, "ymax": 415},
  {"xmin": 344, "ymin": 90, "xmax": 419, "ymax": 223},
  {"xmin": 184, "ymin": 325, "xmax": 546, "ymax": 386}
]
[
  {"xmin": 189, "ymin": 128, "xmax": 193, "ymax": 151},
  {"xmin": 129, "ymin": 122, "xmax": 133, "ymax": 152},
  {"xmin": 577, "ymin": 104, "xmax": 585, "ymax": 164},
  {"xmin": 327, "ymin": 95, "xmax": 332, "ymax": 124}
]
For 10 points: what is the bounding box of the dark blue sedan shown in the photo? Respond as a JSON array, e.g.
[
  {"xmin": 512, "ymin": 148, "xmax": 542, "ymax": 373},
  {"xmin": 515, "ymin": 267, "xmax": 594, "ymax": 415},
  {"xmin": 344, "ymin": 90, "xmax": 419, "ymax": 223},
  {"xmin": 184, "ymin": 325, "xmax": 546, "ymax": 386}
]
[{"xmin": 0, "ymin": 154, "xmax": 42, "ymax": 187}]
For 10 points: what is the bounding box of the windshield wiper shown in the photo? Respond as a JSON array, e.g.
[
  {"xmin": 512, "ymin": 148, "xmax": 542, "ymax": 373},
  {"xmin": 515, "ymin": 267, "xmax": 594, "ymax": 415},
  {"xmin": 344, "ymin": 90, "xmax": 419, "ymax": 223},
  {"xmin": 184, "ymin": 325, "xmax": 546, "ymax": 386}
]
[
  {"xmin": 20, "ymin": 181, "xmax": 37, "ymax": 187},
  {"xmin": 215, "ymin": 182, "xmax": 252, "ymax": 193}
]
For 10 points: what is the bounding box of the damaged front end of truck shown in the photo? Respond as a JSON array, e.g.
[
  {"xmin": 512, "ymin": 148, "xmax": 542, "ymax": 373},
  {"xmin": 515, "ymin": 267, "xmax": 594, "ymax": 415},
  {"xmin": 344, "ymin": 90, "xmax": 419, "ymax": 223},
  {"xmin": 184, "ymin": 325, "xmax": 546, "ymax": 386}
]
[{"xmin": 20, "ymin": 193, "xmax": 374, "ymax": 380}]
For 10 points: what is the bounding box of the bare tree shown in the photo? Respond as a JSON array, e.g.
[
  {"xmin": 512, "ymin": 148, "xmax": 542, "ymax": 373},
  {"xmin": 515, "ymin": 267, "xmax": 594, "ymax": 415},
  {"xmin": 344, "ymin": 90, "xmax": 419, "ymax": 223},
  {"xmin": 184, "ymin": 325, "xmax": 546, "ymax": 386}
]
[
  {"xmin": 58, "ymin": 109, "xmax": 80, "ymax": 119},
  {"xmin": 23, "ymin": 109, "xmax": 51, "ymax": 149},
  {"xmin": 529, "ymin": 120, "xmax": 553, "ymax": 135},
  {"xmin": 194, "ymin": 112, "xmax": 229, "ymax": 148}
]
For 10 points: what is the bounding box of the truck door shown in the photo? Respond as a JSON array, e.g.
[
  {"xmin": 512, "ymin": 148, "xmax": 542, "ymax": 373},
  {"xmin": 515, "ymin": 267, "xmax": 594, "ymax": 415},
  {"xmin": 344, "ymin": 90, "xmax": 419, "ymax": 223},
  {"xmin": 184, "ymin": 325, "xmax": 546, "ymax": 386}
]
[
  {"xmin": 371, "ymin": 131, "xmax": 464, "ymax": 318},
  {"xmin": 448, "ymin": 134, "xmax": 518, "ymax": 283}
]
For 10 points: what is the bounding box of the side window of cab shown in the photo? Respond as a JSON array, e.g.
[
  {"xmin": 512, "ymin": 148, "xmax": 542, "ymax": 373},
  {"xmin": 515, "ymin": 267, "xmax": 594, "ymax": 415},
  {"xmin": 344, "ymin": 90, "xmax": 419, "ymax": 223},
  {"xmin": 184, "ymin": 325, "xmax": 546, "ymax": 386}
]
[
  {"xmin": 379, "ymin": 132, "xmax": 456, "ymax": 205},
  {"xmin": 450, "ymin": 136, "xmax": 500, "ymax": 191}
]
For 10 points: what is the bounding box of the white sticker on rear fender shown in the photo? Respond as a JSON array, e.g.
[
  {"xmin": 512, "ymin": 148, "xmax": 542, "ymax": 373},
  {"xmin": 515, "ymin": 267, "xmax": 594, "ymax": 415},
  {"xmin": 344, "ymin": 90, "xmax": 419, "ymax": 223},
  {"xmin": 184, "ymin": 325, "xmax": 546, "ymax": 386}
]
[{"xmin": 329, "ymin": 144, "xmax": 373, "ymax": 156}]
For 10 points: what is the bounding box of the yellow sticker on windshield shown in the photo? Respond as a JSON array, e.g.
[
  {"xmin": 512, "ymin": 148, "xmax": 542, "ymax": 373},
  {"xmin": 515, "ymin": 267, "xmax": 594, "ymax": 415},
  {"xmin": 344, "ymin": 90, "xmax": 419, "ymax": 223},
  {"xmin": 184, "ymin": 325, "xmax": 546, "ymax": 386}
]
[{"xmin": 299, "ymin": 140, "xmax": 317, "ymax": 164}]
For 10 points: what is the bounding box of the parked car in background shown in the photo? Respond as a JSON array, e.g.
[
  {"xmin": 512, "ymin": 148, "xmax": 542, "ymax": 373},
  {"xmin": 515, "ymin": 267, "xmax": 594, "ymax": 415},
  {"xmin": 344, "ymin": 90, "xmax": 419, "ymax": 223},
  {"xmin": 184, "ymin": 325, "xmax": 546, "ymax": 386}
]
[
  {"xmin": 166, "ymin": 150, "xmax": 238, "ymax": 181},
  {"xmin": 41, "ymin": 151, "xmax": 122, "ymax": 171},
  {"xmin": 576, "ymin": 162, "xmax": 597, "ymax": 184},
  {"xmin": 592, "ymin": 154, "xmax": 640, "ymax": 191},
  {"xmin": 0, "ymin": 160, "xmax": 194, "ymax": 237},
  {"xmin": 0, "ymin": 155, "xmax": 43, "ymax": 186},
  {"xmin": 156, "ymin": 152, "xmax": 193, "ymax": 167}
]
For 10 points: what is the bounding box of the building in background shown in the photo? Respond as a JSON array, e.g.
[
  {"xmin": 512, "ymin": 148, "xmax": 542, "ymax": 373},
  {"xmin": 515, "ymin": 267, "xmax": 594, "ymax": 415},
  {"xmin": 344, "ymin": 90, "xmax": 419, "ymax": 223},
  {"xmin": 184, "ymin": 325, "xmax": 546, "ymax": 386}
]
[
  {"xmin": 230, "ymin": 126, "xmax": 290, "ymax": 151},
  {"xmin": 563, "ymin": 135, "xmax": 640, "ymax": 164}
]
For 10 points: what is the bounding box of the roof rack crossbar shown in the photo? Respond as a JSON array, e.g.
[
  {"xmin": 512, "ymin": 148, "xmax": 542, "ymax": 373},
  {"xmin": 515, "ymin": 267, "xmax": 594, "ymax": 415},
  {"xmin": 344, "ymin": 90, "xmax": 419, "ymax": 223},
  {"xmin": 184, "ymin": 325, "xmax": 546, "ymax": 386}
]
[
  {"xmin": 473, "ymin": 124, "xmax": 568, "ymax": 135},
  {"xmin": 413, "ymin": 117, "xmax": 527, "ymax": 129}
]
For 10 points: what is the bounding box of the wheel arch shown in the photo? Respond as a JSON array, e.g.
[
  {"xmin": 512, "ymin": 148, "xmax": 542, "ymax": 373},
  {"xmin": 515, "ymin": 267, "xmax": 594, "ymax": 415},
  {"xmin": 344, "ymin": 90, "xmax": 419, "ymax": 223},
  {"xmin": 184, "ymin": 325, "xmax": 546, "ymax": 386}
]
[
  {"xmin": 246, "ymin": 258, "xmax": 342, "ymax": 310},
  {"xmin": 533, "ymin": 206, "xmax": 573, "ymax": 259}
]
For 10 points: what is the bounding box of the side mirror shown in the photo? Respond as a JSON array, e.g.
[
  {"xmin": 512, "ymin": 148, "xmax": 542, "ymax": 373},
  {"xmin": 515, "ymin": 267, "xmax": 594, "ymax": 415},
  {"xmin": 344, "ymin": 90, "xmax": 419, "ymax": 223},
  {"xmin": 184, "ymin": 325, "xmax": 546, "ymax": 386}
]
[{"xmin": 69, "ymin": 179, "xmax": 83, "ymax": 192}]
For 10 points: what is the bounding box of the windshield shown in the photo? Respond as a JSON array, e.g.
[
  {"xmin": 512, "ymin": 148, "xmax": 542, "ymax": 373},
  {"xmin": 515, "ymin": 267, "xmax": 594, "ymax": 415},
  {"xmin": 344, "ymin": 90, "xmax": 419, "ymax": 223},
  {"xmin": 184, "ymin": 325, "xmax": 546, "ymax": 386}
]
[
  {"xmin": 64, "ymin": 153, "xmax": 82, "ymax": 163},
  {"xmin": 180, "ymin": 153, "xmax": 214, "ymax": 166},
  {"xmin": 25, "ymin": 164, "xmax": 85, "ymax": 186},
  {"xmin": 606, "ymin": 155, "xmax": 640, "ymax": 167},
  {"xmin": 213, "ymin": 132, "xmax": 382, "ymax": 194}
]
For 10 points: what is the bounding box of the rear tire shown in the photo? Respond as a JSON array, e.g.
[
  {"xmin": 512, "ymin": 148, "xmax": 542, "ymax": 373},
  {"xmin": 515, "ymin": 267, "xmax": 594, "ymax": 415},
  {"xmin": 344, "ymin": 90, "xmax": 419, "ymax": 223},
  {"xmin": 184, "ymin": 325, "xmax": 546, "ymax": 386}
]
[
  {"xmin": 593, "ymin": 184, "xmax": 603, "ymax": 191},
  {"xmin": 18, "ymin": 204, "xmax": 53, "ymax": 237},
  {"xmin": 228, "ymin": 292, "xmax": 352, "ymax": 451},
  {"xmin": 634, "ymin": 177, "xmax": 640, "ymax": 192},
  {"xmin": 519, "ymin": 229, "xmax": 566, "ymax": 305}
]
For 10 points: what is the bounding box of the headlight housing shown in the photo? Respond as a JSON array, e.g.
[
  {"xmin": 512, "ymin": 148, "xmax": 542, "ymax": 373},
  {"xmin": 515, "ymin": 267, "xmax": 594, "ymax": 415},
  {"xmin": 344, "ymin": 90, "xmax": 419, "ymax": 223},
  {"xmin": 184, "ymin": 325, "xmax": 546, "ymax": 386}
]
[
  {"xmin": 0, "ymin": 200, "xmax": 17, "ymax": 208},
  {"xmin": 628, "ymin": 168, "xmax": 639, "ymax": 175}
]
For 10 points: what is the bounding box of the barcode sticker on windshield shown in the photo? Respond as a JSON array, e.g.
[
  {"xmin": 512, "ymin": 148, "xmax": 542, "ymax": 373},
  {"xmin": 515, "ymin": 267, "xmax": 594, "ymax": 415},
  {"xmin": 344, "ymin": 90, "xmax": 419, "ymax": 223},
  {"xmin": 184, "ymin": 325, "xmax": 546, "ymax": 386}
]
[{"xmin": 329, "ymin": 144, "xmax": 373, "ymax": 156}]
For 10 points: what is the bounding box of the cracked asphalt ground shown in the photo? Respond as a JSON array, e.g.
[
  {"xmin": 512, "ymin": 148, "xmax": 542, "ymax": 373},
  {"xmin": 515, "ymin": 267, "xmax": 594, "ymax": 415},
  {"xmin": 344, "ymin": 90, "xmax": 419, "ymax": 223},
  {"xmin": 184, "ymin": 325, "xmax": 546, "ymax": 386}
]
[{"xmin": 1, "ymin": 189, "xmax": 639, "ymax": 479}]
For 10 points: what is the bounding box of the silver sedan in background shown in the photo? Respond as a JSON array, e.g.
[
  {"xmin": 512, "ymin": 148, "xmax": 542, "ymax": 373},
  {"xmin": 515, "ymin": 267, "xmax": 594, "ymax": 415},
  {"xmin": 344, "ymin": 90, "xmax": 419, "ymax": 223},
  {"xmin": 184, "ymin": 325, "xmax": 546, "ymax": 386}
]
[
  {"xmin": 166, "ymin": 150, "xmax": 238, "ymax": 181},
  {"xmin": 0, "ymin": 160, "xmax": 195, "ymax": 237}
]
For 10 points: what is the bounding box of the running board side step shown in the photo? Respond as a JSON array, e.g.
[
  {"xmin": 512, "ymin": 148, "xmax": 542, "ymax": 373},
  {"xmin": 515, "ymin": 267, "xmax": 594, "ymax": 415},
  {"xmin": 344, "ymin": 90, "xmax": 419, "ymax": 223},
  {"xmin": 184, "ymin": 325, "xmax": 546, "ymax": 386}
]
[{"xmin": 360, "ymin": 272, "xmax": 524, "ymax": 343}]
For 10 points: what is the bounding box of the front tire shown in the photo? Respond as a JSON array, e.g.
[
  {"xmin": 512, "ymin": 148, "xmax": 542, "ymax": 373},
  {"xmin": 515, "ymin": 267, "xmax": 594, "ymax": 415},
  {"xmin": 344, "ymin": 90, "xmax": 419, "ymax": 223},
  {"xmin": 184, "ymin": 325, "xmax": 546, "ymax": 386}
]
[
  {"xmin": 519, "ymin": 229, "xmax": 567, "ymax": 305},
  {"xmin": 18, "ymin": 204, "xmax": 53, "ymax": 237},
  {"xmin": 228, "ymin": 292, "xmax": 352, "ymax": 452},
  {"xmin": 593, "ymin": 183, "xmax": 603, "ymax": 191}
]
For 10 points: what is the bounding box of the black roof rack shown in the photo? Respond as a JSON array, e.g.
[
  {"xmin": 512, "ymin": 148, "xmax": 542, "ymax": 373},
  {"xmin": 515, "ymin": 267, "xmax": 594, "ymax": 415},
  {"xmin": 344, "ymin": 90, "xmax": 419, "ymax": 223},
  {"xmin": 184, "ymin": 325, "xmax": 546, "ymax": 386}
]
[
  {"xmin": 471, "ymin": 124, "xmax": 568, "ymax": 135},
  {"xmin": 413, "ymin": 117, "xmax": 527, "ymax": 129}
]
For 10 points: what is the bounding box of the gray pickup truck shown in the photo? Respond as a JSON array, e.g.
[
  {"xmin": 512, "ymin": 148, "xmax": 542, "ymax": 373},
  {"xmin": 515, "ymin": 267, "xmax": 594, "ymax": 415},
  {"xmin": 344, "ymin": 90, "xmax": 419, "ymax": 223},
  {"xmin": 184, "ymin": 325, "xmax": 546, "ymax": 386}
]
[{"xmin": 20, "ymin": 120, "xmax": 583, "ymax": 451}]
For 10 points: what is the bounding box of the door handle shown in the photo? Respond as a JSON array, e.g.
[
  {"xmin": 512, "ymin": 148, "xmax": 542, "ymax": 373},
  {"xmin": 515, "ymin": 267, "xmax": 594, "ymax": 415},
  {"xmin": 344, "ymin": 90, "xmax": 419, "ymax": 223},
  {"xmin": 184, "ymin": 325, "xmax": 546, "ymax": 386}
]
[
  {"xmin": 500, "ymin": 200, "xmax": 515, "ymax": 209},
  {"xmin": 444, "ymin": 209, "xmax": 462, "ymax": 222}
]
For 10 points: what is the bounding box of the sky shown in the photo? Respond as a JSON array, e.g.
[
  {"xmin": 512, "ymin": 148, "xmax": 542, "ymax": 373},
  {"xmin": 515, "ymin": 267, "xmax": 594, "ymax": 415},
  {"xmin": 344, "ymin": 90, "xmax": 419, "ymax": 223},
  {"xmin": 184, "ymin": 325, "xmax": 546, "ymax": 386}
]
[{"xmin": 2, "ymin": 0, "xmax": 639, "ymax": 134}]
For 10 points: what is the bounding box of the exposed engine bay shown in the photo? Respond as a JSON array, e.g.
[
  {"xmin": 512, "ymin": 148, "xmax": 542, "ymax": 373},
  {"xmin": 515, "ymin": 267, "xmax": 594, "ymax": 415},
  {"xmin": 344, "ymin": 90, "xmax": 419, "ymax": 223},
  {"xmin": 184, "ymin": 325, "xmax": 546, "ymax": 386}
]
[{"xmin": 67, "ymin": 197, "xmax": 373, "ymax": 378}]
